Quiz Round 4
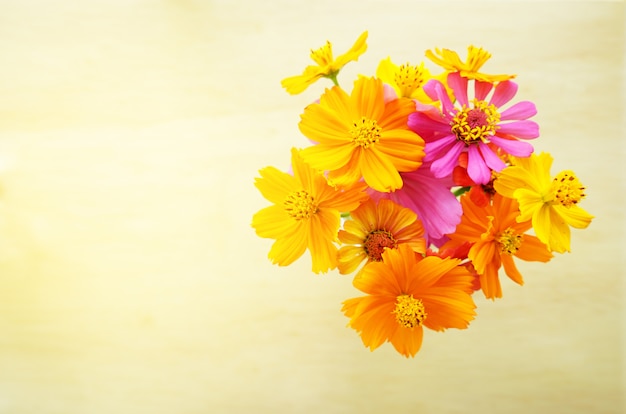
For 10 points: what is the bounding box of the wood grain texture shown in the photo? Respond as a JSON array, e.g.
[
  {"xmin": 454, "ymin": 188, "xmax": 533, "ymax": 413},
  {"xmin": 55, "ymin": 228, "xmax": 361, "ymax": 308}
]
[{"xmin": 0, "ymin": 1, "xmax": 623, "ymax": 413}]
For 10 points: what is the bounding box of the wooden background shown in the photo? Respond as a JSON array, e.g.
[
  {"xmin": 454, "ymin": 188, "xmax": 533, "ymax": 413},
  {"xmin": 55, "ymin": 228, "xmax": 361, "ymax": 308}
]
[{"xmin": 0, "ymin": 1, "xmax": 623, "ymax": 413}]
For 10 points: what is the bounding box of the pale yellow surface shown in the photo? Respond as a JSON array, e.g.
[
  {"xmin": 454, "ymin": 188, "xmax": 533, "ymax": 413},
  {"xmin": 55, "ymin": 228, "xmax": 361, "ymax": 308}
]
[{"xmin": 0, "ymin": 1, "xmax": 624, "ymax": 413}]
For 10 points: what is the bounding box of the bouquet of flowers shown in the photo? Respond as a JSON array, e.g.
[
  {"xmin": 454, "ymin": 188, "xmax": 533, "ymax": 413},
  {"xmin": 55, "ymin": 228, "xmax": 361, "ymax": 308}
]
[{"xmin": 251, "ymin": 31, "xmax": 593, "ymax": 358}]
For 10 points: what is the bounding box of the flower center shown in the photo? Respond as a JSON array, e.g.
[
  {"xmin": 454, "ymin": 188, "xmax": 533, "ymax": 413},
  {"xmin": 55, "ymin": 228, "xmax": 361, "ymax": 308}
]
[
  {"xmin": 284, "ymin": 190, "xmax": 318, "ymax": 220},
  {"xmin": 309, "ymin": 41, "xmax": 333, "ymax": 66},
  {"xmin": 451, "ymin": 99, "xmax": 500, "ymax": 144},
  {"xmin": 351, "ymin": 117, "xmax": 381, "ymax": 148},
  {"xmin": 363, "ymin": 230, "xmax": 397, "ymax": 261},
  {"xmin": 496, "ymin": 227, "xmax": 523, "ymax": 255},
  {"xmin": 393, "ymin": 294, "xmax": 427, "ymax": 328},
  {"xmin": 393, "ymin": 63, "xmax": 427, "ymax": 97},
  {"xmin": 551, "ymin": 170, "xmax": 586, "ymax": 207}
]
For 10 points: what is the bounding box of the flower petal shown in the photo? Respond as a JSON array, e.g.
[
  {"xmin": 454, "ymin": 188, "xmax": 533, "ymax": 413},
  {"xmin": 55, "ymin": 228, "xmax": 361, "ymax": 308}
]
[
  {"xmin": 474, "ymin": 80, "xmax": 493, "ymax": 101},
  {"xmin": 254, "ymin": 166, "xmax": 297, "ymax": 204},
  {"xmin": 490, "ymin": 135, "xmax": 534, "ymax": 157},
  {"xmin": 467, "ymin": 144, "xmax": 491, "ymax": 184},
  {"xmin": 447, "ymin": 72, "xmax": 469, "ymax": 107},
  {"xmin": 497, "ymin": 120, "xmax": 540, "ymax": 139},
  {"xmin": 553, "ymin": 204, "xmax": 594, "ymax": 229},
  {"xmin": 430, "ymin": 141, "xmax": 464, "ymax": 177},
  {"xmin": 489, "ymin": 80, "xmax": 518, "ymax": 108},
  {"xmin": 478, "ymin": 143, "xmax": 507, "ymax": 172},
  {"xmin": 500, "ymin": 101, "xmax": 537, "ymax": 121}
]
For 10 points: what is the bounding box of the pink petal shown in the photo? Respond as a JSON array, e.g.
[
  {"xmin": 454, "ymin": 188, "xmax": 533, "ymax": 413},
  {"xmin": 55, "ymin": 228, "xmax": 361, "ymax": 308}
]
[
  {"xmin": 489, "ymin": 81, "xmax": 518, "ymax": 108},
  {"xmin": 408, "ymin": 111, "xmax": 452, "ymax": 140},
  {"xmin": 424, "ymin": 79, "xmax": 455, "ymax": 115},
  {"xmin": 447, "ymin": 72, "xmax": 469, "ymax": 107},
  {"xmin": 423, "ymin": 79, "xmax": 442, "ymax": 102},
  {"xmin": 490, "ymin": 135, "xmax": 534, "ymax": 157},
  {"xmin": 497, "ymin": 120, "xmax": 540, "ymax": 139},
  {"xmin": 500, "ymin": 101, "xmax": 537, "ymax": 120},
  {"xmin": 478, "ymin": 143, "xmax": 506, "ymax": 172},
  {"xmin": 383, "ymin": 83, "xmax": 400, "ymax": 102},
  {"xmin": 474, "ymin": 81, "xmax": 493, "ymax": 101},
  {"xmin": 430, "ymin": 141, "xmax": 464, "ymax": 177},
  {"xmin": 400, "ymin": 173, "xmax": 462, "ymax": 240},
  {"xmin": 423, "ymin": 134, "xmax": 457, "ymax": 161},
  {"xmin": 369, "ymin": 166, "xmax": 462, "ymax": 241},
  {"xmin": 467, "ymin": 144, "xmax": 490, "ymax": 184}
]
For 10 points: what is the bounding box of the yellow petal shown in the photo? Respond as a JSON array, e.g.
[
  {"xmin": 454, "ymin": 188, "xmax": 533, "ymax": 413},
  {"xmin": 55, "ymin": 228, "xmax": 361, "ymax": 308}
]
[
  {"xmin": 333, "ymin": 31, "xmax": 368, "ymax": 69},
  {"xmin": 254, "ymin": 166, "xmax": 297, "ymax": 204},
  {"xmin": 252, "ymin": 205, "xmax": 296, "ymax": 239},
  {"xmin": 337, "ymin": 245, "xmax": 366, "ymax": 275},
  {"xmin": 553, "ymin": 204, "xmax": 594, "ymax": 229},
  {"xmin": 360, "ymin": 148, "xmax": 403, "ymax": 192},
  {"xmin": 267, "ymin": 230, "xmax": 307, "ymax": 266}
]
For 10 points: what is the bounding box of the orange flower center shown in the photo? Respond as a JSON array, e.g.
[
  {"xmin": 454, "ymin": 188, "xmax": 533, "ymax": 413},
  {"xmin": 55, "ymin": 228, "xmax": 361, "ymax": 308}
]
[
  {"xmin": 496, "ymin": 227, "xmax": 522, "ymax": 255},
  {"xmin": 363, "ymin": 230, "xmax": 397, "ymax": 261},
  {"xmin": 451, "ymin": 99, "xmax": 500, "ymax": 144},
  {"xmin": 351, "ymin": 117, "xmax": 381, "ymax": 148},
  {"xmin": 394, "ymin": 63, "xmax": 426, "ymax": 97},
  {"xmin": 551, "ymin": 170, "xmax": 586, "ymax": 207},
  {"xmin": 284, "ymin": 190, "xmax": 318, "ymax": 220},
  {"xmin": 393, "ymin": 294, "xmax": 427, "ymax": 328}
]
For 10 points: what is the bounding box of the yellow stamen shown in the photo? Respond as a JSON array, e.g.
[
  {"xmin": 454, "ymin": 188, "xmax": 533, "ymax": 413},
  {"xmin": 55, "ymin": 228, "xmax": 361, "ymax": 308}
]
[
  {"xmin": 364, "ymin": 230, "xmax": 397, "ymax": 261},
  {"xmin": 284, "ymin": 190, "xmax": 317, "ymax": 220},
  {"xmin": 394, "ymin": 63, "xmax": 427, "ymax": 97},
  {"xmin": 551, "ymin": 170, "xmax": 586, "ymax": 207},
  {"xmin": 497, "ymin": 227, "xmax": 523, "ymax": 255},
  {"xmin": 393, "ymin": 294, "xmax": 427, "ymax": 328},
  {"xmin": 465, "ymin": 46, "xmax": 492, "ymax": 72},
  {"xmin": 309, "ymin": 41, "xmax": 333, "ymax": 66},
  {"xmin": 451, "ymin": 99, "xmax": 500, "ymax": 144},
  {"xmin": 351, "ymin": 117, "xmax": 381, "ymax": 148}
]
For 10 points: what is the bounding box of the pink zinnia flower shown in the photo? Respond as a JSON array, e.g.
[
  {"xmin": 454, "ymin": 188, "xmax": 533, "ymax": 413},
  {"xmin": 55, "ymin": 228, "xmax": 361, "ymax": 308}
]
[
  {"xmin": 368, "ymin": 162, "xmax": 462, "ymax": 245},
  {"xmin": 408, "ymin": 72, "xmax": 539, "ymax": 185}
]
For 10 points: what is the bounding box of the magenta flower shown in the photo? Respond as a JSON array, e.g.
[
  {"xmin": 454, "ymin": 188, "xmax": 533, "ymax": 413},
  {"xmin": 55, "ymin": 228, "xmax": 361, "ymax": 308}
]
[
  {"xmin": 408, "ymin": 72, "xmax": 539, "ymax": 184},
  {"xmin": 368, "ymin": 162, "xmax": 462, "ymax": 245}
]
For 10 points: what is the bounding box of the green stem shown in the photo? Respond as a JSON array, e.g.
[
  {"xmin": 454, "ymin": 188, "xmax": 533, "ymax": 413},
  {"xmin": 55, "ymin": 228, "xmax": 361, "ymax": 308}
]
[
  {"xmin": 327, "ymin": 72, "xmax": 339, "ymax": 87},
  {"xmin": 452, "ymin": 186, "xmax": 471, "ymax": 197}
]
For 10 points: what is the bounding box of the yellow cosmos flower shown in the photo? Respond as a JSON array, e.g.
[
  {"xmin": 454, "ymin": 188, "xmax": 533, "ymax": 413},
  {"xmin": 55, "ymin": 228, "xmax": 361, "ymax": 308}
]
[
  {"xmin": 337, "ymin": 199, "xmax": 426, "ymax": 276},
  {"xmin": 493, "ymin": 152, "xmax": 594, "ymax": 253},
  {"xmin": 299, "ymin": 76, "xmax": 425, "ymax": 192},
  {"xmin": 375, "ymin": 57, "xmax": 447, "ymax": 104},
  {"xmin": 281, "ymin": 31, "xmax": 368, "ymax": 95},
  {"xmin": 442, "ymin": 194, "xmax": 553, "ymax": 299},
  {"xmin": 425, "ymin": 45, "xmax": 515, "ymax": 83},
  {"xmin": 342, "ymin": 244, "xmax": 477, "ymax": 358},
  {"xmin": 252, "ymin": 148, "xmax": 368, "ymax": 273}
]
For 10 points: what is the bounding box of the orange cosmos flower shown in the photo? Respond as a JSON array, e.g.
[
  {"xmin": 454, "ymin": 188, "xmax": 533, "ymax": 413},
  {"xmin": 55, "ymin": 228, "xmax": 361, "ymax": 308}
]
[
  {"xmin": 299, "ymin": 76, "xmax": 425, "ymax": 192},
  {"xmin": 337, "ymin": 199, "xmax": 426, "ymax": 276},
  {"xmin": 252, "ymin": 148, "xmax": 368, "ymax": 273},
  {"xmin": 442, "ymin": 194, "xmax": 553, "ymax": 299},
  {"xmin": 342, "ymin": 244, "xmax": 477, "ymax": 358}
]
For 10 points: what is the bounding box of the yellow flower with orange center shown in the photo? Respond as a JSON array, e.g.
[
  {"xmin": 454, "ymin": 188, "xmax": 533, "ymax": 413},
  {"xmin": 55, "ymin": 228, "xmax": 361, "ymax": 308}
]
[
  {"xmin": 252, "ymin": 148, "xmax": 368, "ymax": 273},
  {"xmin": 442, "ymin": 194, "xmax": 553, "ymax": 299},
  {"xmin": 375, "ymin": 57, "xmax": 449, "ymax": 104},
  {"xmin": 281, "ymin": 31, "xmax": 368, "ymax": 95},
  {"xmin": 299, "ymin": 76, "xmax": 425, "ymax": 192},
  {"xmin": 342, "ymin": 244, "xmax": 477, "ymax": 358},
  {"xmin": 337, "ymin": 199, "xmax": 426, "ymax": 276},
  {"xmin": 493, "ymin": 152, "xmax": 594, "ymax": 253}
]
